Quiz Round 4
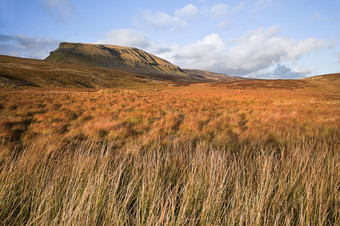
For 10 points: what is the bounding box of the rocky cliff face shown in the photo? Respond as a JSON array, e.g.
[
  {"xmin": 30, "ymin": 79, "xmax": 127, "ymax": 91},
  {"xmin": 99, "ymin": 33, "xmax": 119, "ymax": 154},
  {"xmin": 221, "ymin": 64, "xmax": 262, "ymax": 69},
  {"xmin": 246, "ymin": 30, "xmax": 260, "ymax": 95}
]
[{"xmin": 45, "ymin": 42, "xmax": 188, "ymax": 77}]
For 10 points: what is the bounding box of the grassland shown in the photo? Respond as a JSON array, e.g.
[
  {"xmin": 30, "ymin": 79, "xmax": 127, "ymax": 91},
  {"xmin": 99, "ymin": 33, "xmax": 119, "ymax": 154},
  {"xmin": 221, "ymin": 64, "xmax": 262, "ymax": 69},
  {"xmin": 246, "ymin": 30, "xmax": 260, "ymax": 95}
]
[{"xmin": 0, "ymin": 77, "xmax": 339, "ymax": 225}]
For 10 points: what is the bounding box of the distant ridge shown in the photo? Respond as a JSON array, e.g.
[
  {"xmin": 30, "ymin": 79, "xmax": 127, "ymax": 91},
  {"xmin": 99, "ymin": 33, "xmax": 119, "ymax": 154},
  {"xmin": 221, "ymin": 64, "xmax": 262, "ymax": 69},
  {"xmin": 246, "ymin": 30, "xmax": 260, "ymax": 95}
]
[
  {"xmin": 183, "ymin": 69, "xmax": 247, "ymax": 81},
  {"xmin": 0, "ymin": 55, "xmax": 162, "ymax": 88},
  {"xmin": 45, "ymin": 42, "xmax": 189, "ymax": 79},
  {"xmin": 303, "ymin": 73, "xmax": 340, "ymax": 81},
  {"xmin": 303, "ymin": 73, "xmax": 340, "ymax": 90},
  {"xmin": 1, "ymin": 54, "xmax": 339, "ymax": 88}
]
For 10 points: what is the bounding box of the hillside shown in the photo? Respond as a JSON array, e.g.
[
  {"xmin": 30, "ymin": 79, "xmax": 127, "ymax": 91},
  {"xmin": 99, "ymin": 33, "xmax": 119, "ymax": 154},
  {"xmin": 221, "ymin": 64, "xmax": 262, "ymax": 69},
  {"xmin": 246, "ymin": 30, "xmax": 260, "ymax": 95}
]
[
  {"xmin": 2, "ymin": 46, "xmax": 338, "ymax": 89},
  {"xmin": 0, "ymin": 55, "xmax": 164, "ymax": 88},
  {"xmin": 303, "ymin": 73, "xmax": 340, "ymax": 90},
  {"xmin": 303, "ymin": 73, "xmax": 340, "ymax": 85},
  {"xmin": 1, "ymin": 74, "xmax": 339, "ymax": 225},
  {"xmin": 183, "ymin": 69, "xmax": 247, "ymax": 81},
  {"xmin": 303, "ymin": 72, "xmax": 340, "ymax": 81},
  {"xmin": 45, "ymin": 42, "xmax": 192, "ymax": 79}
]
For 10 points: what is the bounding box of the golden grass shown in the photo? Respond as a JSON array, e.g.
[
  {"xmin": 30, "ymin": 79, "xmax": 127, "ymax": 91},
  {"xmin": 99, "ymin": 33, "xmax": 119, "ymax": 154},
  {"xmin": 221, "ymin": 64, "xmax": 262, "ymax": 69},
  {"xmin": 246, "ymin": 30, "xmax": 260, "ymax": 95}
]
[{"xmin": 0, "ymin": 80, "xmax": 339, "ymax": 225}]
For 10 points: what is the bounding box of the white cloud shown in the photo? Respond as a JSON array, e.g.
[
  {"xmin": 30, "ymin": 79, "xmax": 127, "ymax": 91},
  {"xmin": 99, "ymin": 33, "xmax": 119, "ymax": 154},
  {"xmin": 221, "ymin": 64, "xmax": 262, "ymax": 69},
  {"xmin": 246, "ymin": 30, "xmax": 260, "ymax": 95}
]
[
  {"xmin": 161, "ymin": 33, "xmax": 226, "ymax": 71},
  {"xmin": 40, "ymin": 0, "xmax": 73, "ymax": 21},
  {"xmin": 337, "ymin": 52, "xmax": 340, "ymax": 63},
  {"xmin": 210, "ymin": 4, "xmax": 229, "ymax": 18},
  {"xmin": 312, "ymin": 12, "xmax": 321, "ymax": 22},
  {"xmin": 174, "ymin": 4, "xmax": 199, "ymax": 18},
  {"xmin": 138, "ymin": 4, "xmax": 198, "ymax": 31},
  {"xmin": 99, "ymin": 29, "xmax": 151, "ymax": 49},
  {"xmin": 209, "ymin": 3, "xmax": 244, "ymax": 29},
  {"xmin": 233, "ymin": 2, "xmax": 245, "ymax": 12},
  {"xmin": 224, "ymin": 27, "xmax": 325, "ymax": 74},
  {"xmin": 0, "ymin": 34, "xmax": 59, "ymax": 59},
  {"xmin": 140, "ymin": 10, "xmax": 186, "ymax": 31},
  {"xmin": 99, "ymin": 27, "xmax": 326, "ymax": 78},
  {"xmin": 255, "ymin": 0, "xmax": 272, "ymax": 7},
  {"xmin": 286, "ymin": 38, "xmax": 325, "ymax": 61},
  {"xmin": 163, "ymin": 27, "xmax": 325, "ymax": 76}
]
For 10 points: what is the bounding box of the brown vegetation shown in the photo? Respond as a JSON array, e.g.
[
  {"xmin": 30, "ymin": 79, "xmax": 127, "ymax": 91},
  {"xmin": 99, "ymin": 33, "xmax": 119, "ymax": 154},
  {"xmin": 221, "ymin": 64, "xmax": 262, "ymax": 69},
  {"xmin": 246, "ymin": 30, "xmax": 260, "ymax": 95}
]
[
  {"xmin": 0, "ymin": 75, "xmax": 339, "ymax": 224},
  {"xmin": 0, "ymin": 55, "xmax": 161, "ymax": 88},
  {"xmin": 184, "ymin": 68, "xmax": 248, "ymax": 81},
  {"xmin": 0, "ymin": 55, "xmax": 206, "ymax": 88}
]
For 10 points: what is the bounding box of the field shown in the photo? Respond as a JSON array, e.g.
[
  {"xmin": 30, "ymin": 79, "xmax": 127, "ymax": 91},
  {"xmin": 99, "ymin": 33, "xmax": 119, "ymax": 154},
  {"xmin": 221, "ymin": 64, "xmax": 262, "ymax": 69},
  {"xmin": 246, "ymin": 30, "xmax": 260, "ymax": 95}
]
[{"xmin": 0, "ymin": 77, "xmax": 339, "ymax": 225}]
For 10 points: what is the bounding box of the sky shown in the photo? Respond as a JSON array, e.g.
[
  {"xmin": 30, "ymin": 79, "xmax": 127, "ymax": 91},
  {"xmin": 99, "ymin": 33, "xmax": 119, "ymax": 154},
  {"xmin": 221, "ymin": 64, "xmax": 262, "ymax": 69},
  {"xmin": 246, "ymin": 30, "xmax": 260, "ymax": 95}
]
[{"xmin": 0, "ymin": 0, "xmax": 340, "ymax": 78}]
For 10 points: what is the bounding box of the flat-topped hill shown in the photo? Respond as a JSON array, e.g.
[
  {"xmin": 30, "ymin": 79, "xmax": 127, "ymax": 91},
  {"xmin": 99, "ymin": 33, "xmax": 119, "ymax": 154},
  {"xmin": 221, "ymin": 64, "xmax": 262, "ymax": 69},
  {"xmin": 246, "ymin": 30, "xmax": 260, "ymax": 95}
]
[
  {"xmin": 45, "ymin": 42, "xmax": 189, "ymax": 78},
  {"xmin": 0, "ymin": 55, "xmax": 164, "ymax": 88}
]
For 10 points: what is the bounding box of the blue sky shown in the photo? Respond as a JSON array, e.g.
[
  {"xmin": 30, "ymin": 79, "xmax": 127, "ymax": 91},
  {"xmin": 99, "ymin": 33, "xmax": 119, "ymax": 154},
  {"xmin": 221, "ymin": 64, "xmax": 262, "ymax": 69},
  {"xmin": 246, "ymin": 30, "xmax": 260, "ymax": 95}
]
[{"xmin": 0, "ymin": 0, "xmax": 339, "ymax": 78}]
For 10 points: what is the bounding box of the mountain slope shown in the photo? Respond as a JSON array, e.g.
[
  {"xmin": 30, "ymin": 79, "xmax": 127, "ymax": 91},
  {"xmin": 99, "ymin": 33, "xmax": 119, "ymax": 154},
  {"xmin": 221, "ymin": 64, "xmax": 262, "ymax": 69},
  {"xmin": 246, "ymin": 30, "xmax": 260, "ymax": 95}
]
[
  {"xmin": 183, "ymin": 69, "xmax": 247, "ymax": 81},
  {"xmin": 303, "ymin": 73, "xmax": 340, "ymax": 83},
  {"xmin": 0, "ymin": 55, "xmax": 165, "ymax": 88},
  {"xmin": 45, "ymin": 42, "xmax": 190, "ymax": 78},
  {"xmin": 303, "ymin": 73, "xmax": 340, "ymax": 91}
]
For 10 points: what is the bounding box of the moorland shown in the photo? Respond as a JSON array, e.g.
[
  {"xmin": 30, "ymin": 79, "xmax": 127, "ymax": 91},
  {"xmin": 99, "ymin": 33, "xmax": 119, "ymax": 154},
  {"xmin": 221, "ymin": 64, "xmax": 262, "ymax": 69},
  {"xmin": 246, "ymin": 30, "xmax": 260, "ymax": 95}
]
[{"xmin": 0, "ymin": 44, "xmax": 339, "ymax": 225}]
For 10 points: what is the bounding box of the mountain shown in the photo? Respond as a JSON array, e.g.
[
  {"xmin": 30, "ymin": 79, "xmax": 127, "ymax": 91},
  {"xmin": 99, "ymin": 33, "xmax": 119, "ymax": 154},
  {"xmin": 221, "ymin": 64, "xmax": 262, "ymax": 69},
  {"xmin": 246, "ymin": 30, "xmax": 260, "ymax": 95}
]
[
  {"xmin": 1, "ymin": 54, "xmax": 339, "ymax": 89},
  {"xmin": 45, "ymin": 42, "xmax": 252, "ymax": 82},
  {"xmin": 183, "ymin": 69, "xmax": 247, "ymax": 81},
  {"xmin": 45, "ymin": 42, "xmax": 191, "ymax": 79},
  {"xmin": 0, "ymin": 55, "xmax": 164, "ymax": 88}
]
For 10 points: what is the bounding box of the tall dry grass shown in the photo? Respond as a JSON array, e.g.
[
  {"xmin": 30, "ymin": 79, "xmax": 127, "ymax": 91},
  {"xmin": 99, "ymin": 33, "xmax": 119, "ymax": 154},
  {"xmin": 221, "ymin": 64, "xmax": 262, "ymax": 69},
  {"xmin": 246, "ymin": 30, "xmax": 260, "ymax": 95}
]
[
  {"xmin": 0, "ymin": 83, "xmax": 339, "ymax": 225},
  {"xmin": 0, "ymin": 136, "xmax": 338, "ymax": 225}
]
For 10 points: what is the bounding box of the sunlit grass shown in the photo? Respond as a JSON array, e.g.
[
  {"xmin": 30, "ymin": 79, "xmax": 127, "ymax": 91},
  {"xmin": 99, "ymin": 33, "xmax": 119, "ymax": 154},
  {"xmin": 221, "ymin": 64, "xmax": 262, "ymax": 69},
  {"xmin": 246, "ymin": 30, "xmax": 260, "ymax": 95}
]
[{"xmin": 0, "ymin": 82, "xmax": 339, "ymax": 225}]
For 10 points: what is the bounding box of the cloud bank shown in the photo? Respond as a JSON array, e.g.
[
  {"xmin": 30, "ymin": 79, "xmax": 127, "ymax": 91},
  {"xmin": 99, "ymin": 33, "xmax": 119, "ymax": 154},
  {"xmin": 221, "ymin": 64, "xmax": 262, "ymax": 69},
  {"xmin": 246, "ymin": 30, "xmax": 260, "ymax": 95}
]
[
  {"xmin": 102, "ymin": 27, "xmax": 326, "ymax": 78},
  {"xmin": 0, "ymin": 34, "xmax": 59, "ymax": 59},
  {"xmin": 222, "ymin": 27, "xmax": 325, "ymax": 75}
]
